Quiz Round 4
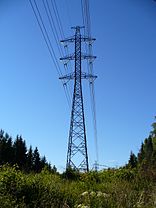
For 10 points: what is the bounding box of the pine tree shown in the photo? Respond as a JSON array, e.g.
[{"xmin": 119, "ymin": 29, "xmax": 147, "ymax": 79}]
[
  {"xmin": 40, "ymin": 156, "xmax": 47, "ymax": 170},
  {"xmin": 138, "ymin": 142, "xmax": 145, "ymax": 164},
  {"xmin": 0, "ymin": 130, "xmax": 54, "ymax": 173},
  {"xmin": 33, "ymin": 147, "xmax": 41, "ymax": 173},
  {"xmin": 0, "ymin": 135, "xmax": 8, "ymax": 164},
  {"xmin": 137, "ymin": 136, "xmax": 153, "ymax": 169},
  {"xmin": 26, "ymin": 146, "xmax": 33, "ymax": 172},
  {"xmin": 13, "ymin": 135, "xmax": 27, "ymax": 170},
  {"xmin": 151, "ymin": 117, "xmax": 156, "ymax": 138},
  {"xmin": 52, "ymin": 165, "xmax": 57, "ymax": 173},
  {"xmin": 128, "ymin": 151, "xmax": 137, "ymax": 168},
  {"xmin": 0, "ymin": 133, "xmax": 13, "ymax": 165},
  {"xmin": 0, "ymin": 130, "xmax": 4, "ymax": 138},
  {"xmin": 5, "ymin": 137, "xmax": 14, "ymax": 164},
  {"xmin": 144, "ymin": 136, "xmax": 153, "ymax": 163}
]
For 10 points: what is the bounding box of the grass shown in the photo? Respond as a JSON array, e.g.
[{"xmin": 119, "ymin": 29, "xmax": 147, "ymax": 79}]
[{"xmin": 0, "ymin": 165, "xmax": 155, "ymax": 207}]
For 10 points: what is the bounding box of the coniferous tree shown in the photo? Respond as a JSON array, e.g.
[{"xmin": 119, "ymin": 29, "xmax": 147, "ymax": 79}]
[
  {"xmin": 13, "ymin": 135, "xmax": 27, "ymax": 170},
  {"xmin": 5, "ymin": 136, "xmax": 14, "ymax": 165},
  {"xmin": 0, "ymin": 130, "xmax": 54, "ymax": 173},
  {"xmin": 137, "ymin": 137, "xmax": 153, "ymax": 170},
  {"xmin": 5, "ymin": 133, "xmax": 9, "ymax": 140},
  {"xmin": 33, "ymin": 147, "xmax": 41, "ymax": 173},
  {"xmin": 0, "ymin": 133, "xmax": 13, "ymax": 165},
  {"xmin": 128, "ymin": 151, "xmax": 137, "ymax": 168},
  {"xmin": 150, "ymin": 118, "xmax": 156, "ymax": 170},
  {"xmin": 26, "ymin": 146, "xmax": 33, "ymax": 172},
  {"xmin": 151, "ymin": 149, "xmax": 156, "ymax": 169},
  {"xmin": 0, "ymin": 130, "xmax": 4, "ymax": 138},
  {"xmin": 52, "ymin": 165, "xmax": 57, "ymax": 173},
  {"xmin": 145, "ymin": 136, "xmax": 153, "ymax": 162},
  {"xmin": 0, "ymin": 133, "xmax": 13, "ymax": 164},
  {"xmin": 138, "ymin": 142, "xmax": 145, "ymax": 164},
  {"xmin": 40, "ymin": 156, "xmax": 47, "ymax": 170},
  {"xmin": 151, "ymin": 117, "xmax": 156, "ymax": 138},
  {"xmin": 0, "ymin": 135, "xmax": 8, "ymax": 164}
]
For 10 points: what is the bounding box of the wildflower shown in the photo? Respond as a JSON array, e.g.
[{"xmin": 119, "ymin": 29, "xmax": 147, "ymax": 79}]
[
  {"xmin": 97, "ymin": 191, "xmax": 103, "ymax": 197},
  {"xmin": 102, "ymin": 192, "xmax": 110, "ymax": 198},
  {"xmin": 81, "ymin": 191, "xmax": 89, "ymax": 196},
  {"xmin": 63, "ymin": 202, "xmax": 70, "ymax": 208},
  {"xmin": 90, "ymin": 191, "xmax": 96, "ymax": 197},
  {"xmin": 76, "ymin": 204, "xmax": 89, "ymax": 208}
]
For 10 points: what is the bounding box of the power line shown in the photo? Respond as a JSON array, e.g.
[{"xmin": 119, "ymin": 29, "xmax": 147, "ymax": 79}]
[
  {"xmin": 48, "ymin": 0, "xmax": 72, "ymax": 99},
  {"xmin": 29, "ymin": 0, "xmax": 57, "ymax": 73},
  {"xmin": 81, "ymin": 0, "xmax": 91, "ymax": 36},
  {"xmin": 43, "ymin": 0, "xmax": 64, "ymax": 57},
  {"xmin": 85, "ymin": 0, "xmax": 91, "ymax": 36},
  {"xmin": 28, "ymin": 0, "xmax": 71, "ymax": 107},
  {"xmin": 90, "ymin": 80, "xmax": 99, "ymax": 162},
  {"xmin": 34, "ymin": 0, "xmax": 62, "ymax": 75},
  {"xmin": 81, "ymin": 0, "xmax": 99, "ymax": 164},
  {"xmin": 50, "ymin": 0, "xmax": 64, "ymax": 39},
  {"xmin": 64, "ymin": 0, "xmax": 73, "ymax": 28},
  {"xmin": 50, "ymin": 0, "xmax": 73, "ymax": 73}
]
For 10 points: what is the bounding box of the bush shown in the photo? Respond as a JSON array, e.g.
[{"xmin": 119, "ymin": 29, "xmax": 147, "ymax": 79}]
[{"xmin": 0, "ymin": 165, "xmax": 155, "ymax": 207}]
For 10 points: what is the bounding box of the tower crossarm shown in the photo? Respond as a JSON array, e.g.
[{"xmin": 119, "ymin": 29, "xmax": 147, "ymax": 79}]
[
  {"xmin": 82, "ymin": 54, "xmax": 96, "ymax": 61},
  {"xmin": 60, "ymin": 53, "xmax": 75, "ymax": 61},
  {"xmin": 60, "ymin": 53, "xmax": 96, "ymax": 61},
  {"xmin": 60, "ymin": 36, "xmax": 75, "ymax": 44},
  {"xmin": 82, "ymin": 73, "xmax": 97, "ymax": 80},
  {"xmin": 81, "ymin": 36, "xmax": 96, "ymax": 43},
  {"xmin": 61, "ymin": 36, "xmax": 95, "ymax": 45},
  {"xmin": 59, "ymin": 72, "xmax": 97, "ymax": 81}
]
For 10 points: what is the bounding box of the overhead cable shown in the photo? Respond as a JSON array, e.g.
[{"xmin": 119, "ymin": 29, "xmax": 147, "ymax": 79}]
[
  {"xmin": 28, "ymin": 0, "xmax": 71, "ymax": 107},
  {"xmin": 81, "ymin": 0, "xmax": 99, "ymax": 163}
]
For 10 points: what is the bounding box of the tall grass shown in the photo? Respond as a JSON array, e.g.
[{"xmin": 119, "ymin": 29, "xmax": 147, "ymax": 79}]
[{"xmin": 0, "ymin": 165, "xmax": 155, "ymax": 207}]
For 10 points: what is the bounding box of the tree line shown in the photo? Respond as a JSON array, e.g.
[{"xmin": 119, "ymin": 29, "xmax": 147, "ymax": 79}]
[
  {"xmin": 127, "ymin": 117, "xmax": 156, "ymax": 180},
  {"xmin": 0, "ymin": 130, "xmax": 56, "ymax": 173},
  {"xmin": 1, "ymin": 117, "xmax": 156, "ymax": 176}
]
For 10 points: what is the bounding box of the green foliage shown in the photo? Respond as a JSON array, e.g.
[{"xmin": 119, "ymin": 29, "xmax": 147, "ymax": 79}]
[
  {"xmin": 127, "ymin": 151, "xmax": 137, "ymax": 168},
  {"xmin": 0, "ymin": 165, "xmax": 64, "ymax": 207},
  {"xmin": 137, "ymin": 137, "xmax": 156, "ymax": 181},
  {"xmin": 0, "ymin": 130, "xmax": 54, "ymax": 173},
  {"xmin": 13, "ymin": 135, "xmax": 27, "ymax": 170},
  {"xmin": 62, "ymin": 167, "xmax": 80, "ymax": 180},
  {"xmin": 113, "ymin": 167, "xmax": 136, "ymax": 181},
  {"xmin": 1, "ymin": 117, "xmax": 156, "ymax": 207},
  {"xmin": 0, "ymin": 165, "xmax": 155, "ymax": 207},
  {"xmin": 151, "ymin": 117, "xmax": 156, "ymax": 138},
  {"xmin": 125, "ymin": 117, "xmax": 156, "ymax": 182},
  {"xmin": 33, "ymin": 147, "xmax": 41, "ymax": 173}
]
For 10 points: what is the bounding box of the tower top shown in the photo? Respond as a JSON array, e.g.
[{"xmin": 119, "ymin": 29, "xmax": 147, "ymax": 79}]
[{"xmin": 71, "ymin": 26, "xmax": 85, "ymax": 31}]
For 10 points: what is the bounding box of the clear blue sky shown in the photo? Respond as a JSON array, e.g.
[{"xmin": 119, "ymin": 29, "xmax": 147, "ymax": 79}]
[{"xmin": 0, "ymin": 0, "xmax": 156, "ymax": 171}]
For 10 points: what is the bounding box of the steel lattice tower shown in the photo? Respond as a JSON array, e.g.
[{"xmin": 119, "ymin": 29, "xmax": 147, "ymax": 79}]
[{"xmin": 59, "ymin": 26, "xmax": 96, "ymax": 172}]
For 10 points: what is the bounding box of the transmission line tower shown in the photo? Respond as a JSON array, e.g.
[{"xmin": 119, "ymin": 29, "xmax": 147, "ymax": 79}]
[{"xmin": 59, "ymin": 26, "xmax": 96, "ymax": 172}]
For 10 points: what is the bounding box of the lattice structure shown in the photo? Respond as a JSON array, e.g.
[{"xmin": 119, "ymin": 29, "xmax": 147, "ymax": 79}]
[{"xmin": 59, "ymin": 26, "xmax": 96, "ymax": 172}]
